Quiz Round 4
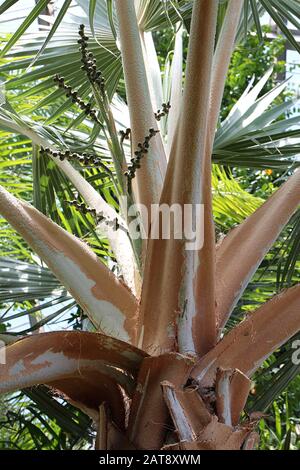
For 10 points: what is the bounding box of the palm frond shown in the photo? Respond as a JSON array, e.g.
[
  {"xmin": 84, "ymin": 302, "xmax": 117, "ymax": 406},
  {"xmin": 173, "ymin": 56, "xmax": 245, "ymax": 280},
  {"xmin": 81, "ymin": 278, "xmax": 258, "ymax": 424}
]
[
  {"xmin": 0, "ymin": 257, "xmax": 64, "ymax": 303},
  {"xmin": 214, "ymin": 71, "xmax": 300, "ymax": 169}
]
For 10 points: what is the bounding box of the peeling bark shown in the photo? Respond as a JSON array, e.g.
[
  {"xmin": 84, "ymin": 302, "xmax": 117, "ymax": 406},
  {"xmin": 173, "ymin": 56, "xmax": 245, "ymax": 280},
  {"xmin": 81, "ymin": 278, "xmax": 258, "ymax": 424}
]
[
  {"xmin": 192, "ymin": 284, "xmax": 300, "ymax": 387},
  {"xmin": 216, "ymin": 170, "xmax": 300, "ymax": 332},
  {"xmin": 163, "ymin": 422, "xmax": 251, "ymax": 450},
  {"xmin": 162, "ymin": 382, "xmax": 212, "ymax": 441},
  {"xmin": 215, "ymin": 368, "xmax": 250, "ymax": 426},
  {"xmin": 0, "ymin": 331, "xmax": 146, "ymax": 428},
  {"xmin": 140, "ymin": 0, "xmax": 219, "ymax": 357},
  {"xmin": 127, "ymin": 353, "xmax": 194, "ymax": 449},
  {"xmin": 162, "ymin": 379, "xmax": 252, "ymax": 450},
  {"xmin": 0, "ymin": 186, "xmax": 139, "ymax": 343}
]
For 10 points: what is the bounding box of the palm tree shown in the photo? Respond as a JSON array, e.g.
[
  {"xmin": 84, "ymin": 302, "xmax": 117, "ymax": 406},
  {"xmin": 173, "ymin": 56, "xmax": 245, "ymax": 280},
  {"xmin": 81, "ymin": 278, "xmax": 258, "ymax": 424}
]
[{"xmin": 0, "ymin": 0, "xmax": 299, "ymax": 450}]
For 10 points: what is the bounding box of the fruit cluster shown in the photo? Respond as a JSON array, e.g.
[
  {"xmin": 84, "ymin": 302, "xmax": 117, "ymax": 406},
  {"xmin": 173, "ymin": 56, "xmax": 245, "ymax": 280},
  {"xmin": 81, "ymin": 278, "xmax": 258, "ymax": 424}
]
[
  {"xmin": 53, "ymin": 74, "xmax": 99, "ymax": 123},
  {"xmin": 78, "ymin": 24, "xmax": 106, "ymax": 94},
  {"xmin": 124, "ymin": 128, "xmax": 159, "ymax": 184},
  {"xmin": 154, "ymin": 102, "xmax": 171, "ymax": 121}
]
